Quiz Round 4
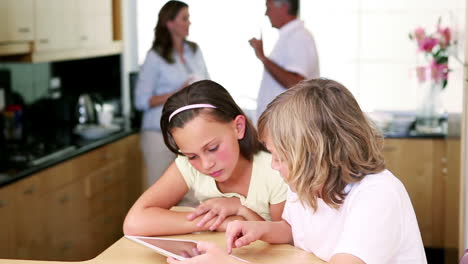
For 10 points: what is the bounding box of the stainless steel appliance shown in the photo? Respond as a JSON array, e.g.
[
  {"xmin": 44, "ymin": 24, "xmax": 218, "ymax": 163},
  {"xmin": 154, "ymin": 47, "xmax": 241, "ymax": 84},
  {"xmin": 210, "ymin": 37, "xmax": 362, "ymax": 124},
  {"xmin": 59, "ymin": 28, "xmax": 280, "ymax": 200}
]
[{"xmin": 76, "ymin": 93, "xmax": 101, "ymax": 124}]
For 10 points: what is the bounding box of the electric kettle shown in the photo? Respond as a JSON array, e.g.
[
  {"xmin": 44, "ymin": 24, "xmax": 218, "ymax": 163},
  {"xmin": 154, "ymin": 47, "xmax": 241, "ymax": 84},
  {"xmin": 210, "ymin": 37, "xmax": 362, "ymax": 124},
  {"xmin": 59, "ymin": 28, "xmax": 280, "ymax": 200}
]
[{"xmin": 76, "ymin": 93, "xmax": 99, "ymax": 124}]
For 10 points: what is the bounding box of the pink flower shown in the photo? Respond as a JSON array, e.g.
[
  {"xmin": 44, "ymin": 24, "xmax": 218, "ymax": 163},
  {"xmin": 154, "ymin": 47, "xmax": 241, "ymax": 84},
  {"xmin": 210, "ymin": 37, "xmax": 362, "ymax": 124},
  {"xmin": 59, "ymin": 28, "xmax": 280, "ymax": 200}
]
[
  {"xmin": 437, "ymin": 26, "xmax": 451, "ymax": 48},
  {"xmin": 413, "ymin": 27, "xmax": 426, "ymax": 42},
  {"xmin": 430, "ymin": 60, "xmax": 449, "ymax": 82},
  {"xmin": 419, "ymin": 37, "xmax": 438, "ymax": 52}
]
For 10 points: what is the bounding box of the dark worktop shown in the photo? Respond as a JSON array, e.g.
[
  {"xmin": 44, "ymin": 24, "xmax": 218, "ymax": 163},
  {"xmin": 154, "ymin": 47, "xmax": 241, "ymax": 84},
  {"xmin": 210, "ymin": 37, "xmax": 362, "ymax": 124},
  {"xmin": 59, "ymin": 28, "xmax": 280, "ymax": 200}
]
[{"xmin": 0, "ymin": 127, "xmax": 138, "ymax": 188}]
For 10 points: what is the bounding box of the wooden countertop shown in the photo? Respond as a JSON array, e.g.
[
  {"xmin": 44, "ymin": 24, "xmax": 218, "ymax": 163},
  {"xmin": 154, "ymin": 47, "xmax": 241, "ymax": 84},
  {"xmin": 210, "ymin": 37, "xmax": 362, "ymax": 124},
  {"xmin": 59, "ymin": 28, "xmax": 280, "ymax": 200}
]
[{"xmin": 0, "ymin": 232, "xmax": 324, "ymax": 264}]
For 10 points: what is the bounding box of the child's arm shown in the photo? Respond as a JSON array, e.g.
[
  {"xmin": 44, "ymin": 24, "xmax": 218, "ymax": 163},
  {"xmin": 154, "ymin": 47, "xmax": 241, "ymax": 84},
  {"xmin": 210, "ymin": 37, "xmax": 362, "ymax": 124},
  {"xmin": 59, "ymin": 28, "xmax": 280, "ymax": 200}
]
[
  {"xmin": 226, "ymin": 220, "xmax": 293, "ymax": 253},
  {"xmin": 123, "ymin": 162, "xmax": 227, "ymax": 235},
  {"xmin": 187, "ymin": 197, "xmax": 265, "ymax": 231},
  {"xmin": 269, "ymin": 201, "xmax": 286, "ymax": 221}
]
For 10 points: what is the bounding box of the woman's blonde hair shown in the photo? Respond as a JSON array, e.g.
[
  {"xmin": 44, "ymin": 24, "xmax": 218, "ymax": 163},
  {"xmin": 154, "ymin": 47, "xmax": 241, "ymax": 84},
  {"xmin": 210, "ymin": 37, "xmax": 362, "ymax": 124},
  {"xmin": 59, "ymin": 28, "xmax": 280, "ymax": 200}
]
[{"xmin": 258, "ymin": 78, "xmax": 385, "ymax": 210}]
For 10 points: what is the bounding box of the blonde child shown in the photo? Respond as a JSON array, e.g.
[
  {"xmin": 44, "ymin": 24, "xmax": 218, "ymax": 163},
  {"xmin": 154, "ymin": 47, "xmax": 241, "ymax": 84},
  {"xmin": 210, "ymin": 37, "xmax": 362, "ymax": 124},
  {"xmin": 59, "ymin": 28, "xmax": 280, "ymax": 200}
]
[
  {"xmin": 124, "ymin": 80, "xmax": 287, "ymax": 236},
  {"xmin": 168, "ymin": 79, "xmax": 427, "ymax": 264}
]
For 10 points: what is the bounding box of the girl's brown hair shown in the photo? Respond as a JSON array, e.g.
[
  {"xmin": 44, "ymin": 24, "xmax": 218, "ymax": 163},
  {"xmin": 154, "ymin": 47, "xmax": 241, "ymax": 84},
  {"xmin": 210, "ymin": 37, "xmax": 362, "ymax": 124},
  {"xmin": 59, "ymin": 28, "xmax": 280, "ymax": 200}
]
[
  {"xmin": 258, "ymin": 78, "xmax": 385, "ymax": 210},
  {"xmin": 161, "ymin": 80, "xmax": 264, "ymax": 160},
  {"xmin": 152, "ymin": 0, "xmax": 197, "ymax": 63}
]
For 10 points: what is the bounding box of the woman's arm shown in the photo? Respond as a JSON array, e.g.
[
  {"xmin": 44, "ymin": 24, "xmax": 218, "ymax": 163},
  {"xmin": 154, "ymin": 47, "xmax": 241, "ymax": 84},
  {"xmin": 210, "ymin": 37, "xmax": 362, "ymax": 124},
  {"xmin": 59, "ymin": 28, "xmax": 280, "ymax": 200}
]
[{"xmin": 134, "ymin": 52, "xmax": 189, "ymax": 110}]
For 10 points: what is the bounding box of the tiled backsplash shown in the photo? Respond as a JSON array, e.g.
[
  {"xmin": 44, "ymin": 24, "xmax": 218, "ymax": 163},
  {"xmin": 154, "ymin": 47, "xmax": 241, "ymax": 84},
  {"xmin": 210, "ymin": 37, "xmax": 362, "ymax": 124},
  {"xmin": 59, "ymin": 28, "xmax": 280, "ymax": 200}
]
[{"xmin": 0, "ymin": 63, "xmax": 51, "ymax": 104}]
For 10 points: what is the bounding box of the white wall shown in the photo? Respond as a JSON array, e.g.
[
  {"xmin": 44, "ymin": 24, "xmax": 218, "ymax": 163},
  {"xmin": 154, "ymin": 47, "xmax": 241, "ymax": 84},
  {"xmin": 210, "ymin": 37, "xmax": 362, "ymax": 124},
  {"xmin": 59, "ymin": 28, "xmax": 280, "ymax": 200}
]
[{"xmin": 303, "ymin": 0, "xmax": 465, "ymax": 113}]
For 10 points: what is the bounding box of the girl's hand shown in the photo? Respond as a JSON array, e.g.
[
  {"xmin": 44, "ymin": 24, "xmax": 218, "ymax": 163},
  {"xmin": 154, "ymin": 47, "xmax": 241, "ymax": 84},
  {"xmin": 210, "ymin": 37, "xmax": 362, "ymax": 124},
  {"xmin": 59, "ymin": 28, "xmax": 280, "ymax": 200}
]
[
  {"xmin": 166, "ymin": 242, "xmax": 241, "ymax": 264},
  {"xmin": 187, "ymin": 197, "xmax": 242, "ymax": 231},
  {"xmin": 225, "ymin": 220, "xmax": 266, "ymax": 254}
]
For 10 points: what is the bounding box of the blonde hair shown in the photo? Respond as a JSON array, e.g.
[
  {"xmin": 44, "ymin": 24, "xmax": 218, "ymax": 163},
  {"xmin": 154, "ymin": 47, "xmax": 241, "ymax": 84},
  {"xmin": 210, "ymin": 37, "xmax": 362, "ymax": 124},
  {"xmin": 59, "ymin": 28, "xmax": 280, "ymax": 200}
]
[{"xmin": 258, "ymin": 78, "xmax": 385, "ymax": 210}]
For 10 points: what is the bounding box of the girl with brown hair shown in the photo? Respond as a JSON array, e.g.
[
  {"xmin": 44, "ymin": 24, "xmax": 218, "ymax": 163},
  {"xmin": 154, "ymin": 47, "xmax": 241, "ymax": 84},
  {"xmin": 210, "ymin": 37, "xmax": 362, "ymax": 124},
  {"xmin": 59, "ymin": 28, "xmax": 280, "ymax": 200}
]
[{"xmin": 124, "ymin": 80, "xmax": 287, "ymax": 236}]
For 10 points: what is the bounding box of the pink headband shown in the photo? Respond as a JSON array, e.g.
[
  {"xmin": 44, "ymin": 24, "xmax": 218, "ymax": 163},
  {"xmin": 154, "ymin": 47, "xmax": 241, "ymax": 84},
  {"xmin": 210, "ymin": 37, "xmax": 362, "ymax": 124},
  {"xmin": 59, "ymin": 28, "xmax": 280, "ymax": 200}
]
[{"xmin": 168, "ymin": 104, "xmax": 217, "ymax": 122}]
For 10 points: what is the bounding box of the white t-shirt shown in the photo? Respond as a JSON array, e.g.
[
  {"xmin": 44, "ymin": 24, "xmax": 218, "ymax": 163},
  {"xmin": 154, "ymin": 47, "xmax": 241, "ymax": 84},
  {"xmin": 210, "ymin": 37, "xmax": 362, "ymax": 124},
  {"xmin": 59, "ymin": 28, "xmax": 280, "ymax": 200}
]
[
  {"xmin": 282, "ymin": 169, "xmax": 427, "ymax": 264},
  {"xmin": 256, "ymin": 19, "xmax": 320, "ymax": 119},
  {"xmin": 175, "ymin": 151, "xmax": 288, "ymax": 221}
]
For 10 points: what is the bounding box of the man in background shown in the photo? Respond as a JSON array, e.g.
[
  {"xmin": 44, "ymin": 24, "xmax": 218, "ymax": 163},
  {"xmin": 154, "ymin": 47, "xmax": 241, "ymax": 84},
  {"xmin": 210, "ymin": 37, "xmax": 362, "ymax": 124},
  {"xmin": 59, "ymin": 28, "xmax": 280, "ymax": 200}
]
[{"xmin": 250, "ymin": 0, "xmax": 319, "ymax": 119}]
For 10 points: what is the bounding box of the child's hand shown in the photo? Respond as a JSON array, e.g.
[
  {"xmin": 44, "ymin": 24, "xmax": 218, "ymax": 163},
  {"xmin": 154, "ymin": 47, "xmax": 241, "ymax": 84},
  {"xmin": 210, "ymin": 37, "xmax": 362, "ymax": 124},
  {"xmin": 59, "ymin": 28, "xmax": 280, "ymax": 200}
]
[
  {"xmin": 187, "ymin": 197, "xmax": 242, "ymax": 231},
  {"xmin": 166, "ymin": 242, "xmax": 241, "ymax": 264},
  {"xmin": 225, "ymin": 220, "xmax": 265, "ymax": 254}
]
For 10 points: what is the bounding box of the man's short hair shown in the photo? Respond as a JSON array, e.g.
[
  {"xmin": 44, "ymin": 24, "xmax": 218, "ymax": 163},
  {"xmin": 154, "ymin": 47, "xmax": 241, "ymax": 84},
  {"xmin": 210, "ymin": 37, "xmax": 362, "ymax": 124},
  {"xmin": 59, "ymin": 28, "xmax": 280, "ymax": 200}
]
[{"xmin": 272, "ymin": 0, "xmax": 299, "ymax": 16}]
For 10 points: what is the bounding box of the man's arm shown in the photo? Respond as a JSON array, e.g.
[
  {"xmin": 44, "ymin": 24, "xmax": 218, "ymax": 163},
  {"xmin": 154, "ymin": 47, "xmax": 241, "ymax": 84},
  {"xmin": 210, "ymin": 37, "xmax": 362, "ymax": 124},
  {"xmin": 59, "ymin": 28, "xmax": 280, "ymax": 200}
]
[
  {"xmin": 261, "ymin": 57, "xmax": 305, "ymax": 88},
  {"xmin": 249, "ymin": 38, "xmax": 305, "ymax": 89}
]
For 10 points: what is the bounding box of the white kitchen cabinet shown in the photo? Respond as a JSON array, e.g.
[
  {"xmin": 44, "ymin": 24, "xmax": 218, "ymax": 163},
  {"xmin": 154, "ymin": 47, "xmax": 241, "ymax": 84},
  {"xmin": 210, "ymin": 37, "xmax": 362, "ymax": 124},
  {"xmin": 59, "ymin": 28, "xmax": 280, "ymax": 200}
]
[
  {"xmin": 34, "ymin": 0, "xmax": 78, "ymax": 52},
  {"xmin": 0, "ymin": 0, "xmax": 33, "ymax": 43},
  {"xmin": 35, "ymin": 0, "xmax": 113, "ymax": 52},
  {"xmin": 77, "ymin": 0, "xmax": 113, "ymax": 48}
]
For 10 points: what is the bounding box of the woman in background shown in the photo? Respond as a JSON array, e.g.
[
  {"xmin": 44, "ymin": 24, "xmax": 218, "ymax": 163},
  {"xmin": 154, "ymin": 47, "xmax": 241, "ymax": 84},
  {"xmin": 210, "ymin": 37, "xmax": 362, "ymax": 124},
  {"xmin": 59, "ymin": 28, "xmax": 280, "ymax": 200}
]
[{"xmin": 134, "ymin": 0, "xmax": 210, "ymax": 191}]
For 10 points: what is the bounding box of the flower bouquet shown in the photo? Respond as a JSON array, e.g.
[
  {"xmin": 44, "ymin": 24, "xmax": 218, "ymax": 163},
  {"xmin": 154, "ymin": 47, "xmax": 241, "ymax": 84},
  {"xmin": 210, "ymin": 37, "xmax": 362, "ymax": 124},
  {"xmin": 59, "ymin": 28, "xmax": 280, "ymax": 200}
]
[{"xmin": 409, "ymin": 18, "xmax": 455, "ymax": 134}]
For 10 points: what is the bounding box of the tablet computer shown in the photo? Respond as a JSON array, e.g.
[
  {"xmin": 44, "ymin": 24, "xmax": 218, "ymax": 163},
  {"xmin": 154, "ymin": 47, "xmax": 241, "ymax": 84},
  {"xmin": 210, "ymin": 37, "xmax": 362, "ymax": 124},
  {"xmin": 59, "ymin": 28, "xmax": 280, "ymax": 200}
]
[
  {"xmin": 126, "ymin": 235, "xmax": 200, "ymax": 260},
  {"xmin": 125, "ymin": 235, "xmax": 250, "ymax": 262}
]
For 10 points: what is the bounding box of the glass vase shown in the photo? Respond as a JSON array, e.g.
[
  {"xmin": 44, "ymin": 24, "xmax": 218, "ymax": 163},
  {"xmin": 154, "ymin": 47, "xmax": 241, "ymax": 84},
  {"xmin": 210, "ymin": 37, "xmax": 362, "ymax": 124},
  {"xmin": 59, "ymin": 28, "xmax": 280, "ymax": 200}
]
[{"xmin": 415, "ymin": 80, "xmax": 446, "ymax": 134}]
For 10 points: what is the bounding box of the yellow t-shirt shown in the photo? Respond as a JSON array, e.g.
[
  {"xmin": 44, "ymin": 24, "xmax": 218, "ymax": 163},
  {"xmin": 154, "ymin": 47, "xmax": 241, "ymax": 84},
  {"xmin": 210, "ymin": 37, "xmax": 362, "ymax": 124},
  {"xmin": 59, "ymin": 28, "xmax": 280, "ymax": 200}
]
[{"xmin": 175, "ymin": 151, "xmax": 287, "ymax": 220}]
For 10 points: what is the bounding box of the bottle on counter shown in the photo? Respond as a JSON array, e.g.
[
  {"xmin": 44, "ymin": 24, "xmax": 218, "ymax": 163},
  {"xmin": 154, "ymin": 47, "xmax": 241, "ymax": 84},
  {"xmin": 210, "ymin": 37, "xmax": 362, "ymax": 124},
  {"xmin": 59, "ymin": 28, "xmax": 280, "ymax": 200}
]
[{"xmin": 3, "ymin": 104, "xmax": 23, "ymax": 141}]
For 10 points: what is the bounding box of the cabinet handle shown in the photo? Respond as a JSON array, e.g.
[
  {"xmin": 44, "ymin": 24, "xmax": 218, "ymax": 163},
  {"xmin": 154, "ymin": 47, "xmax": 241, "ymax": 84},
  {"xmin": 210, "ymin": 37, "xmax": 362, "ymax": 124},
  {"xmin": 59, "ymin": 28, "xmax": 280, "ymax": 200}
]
[
  {"xmin": 60, "ymin": 241, "xmax": 73, "ymax": 252},
  {"xmin": 80, "ymin": 35, "xmax": 88, "ymax": 41},
  {"xmin": 18, "ymin": 27, "xmax": 30, "ymax": 33},
  {"xmin": 383, "ymin": 146, "xmax": 396, "ymax": 152},
  {"xmin": 104, "ymin": 175, "xmax": 113, "ymax": 181},
  {"xmin": 442, "ymin": 168, "xmax": 448, "ymax": 174},
  {"xmin": 0, "ymin": 200, "xmax": 7, "ymax": 208},
  {"xmin": 103, "ymin": 196, "xmax": 113, "ymax": 202},
  {"xmin": 58, "ymin": 195, "xmax": 70, "ymax": 204},
  {"xmin": 39, "ymin": 39, "xmax": 49, "ymax": 44},
  {"xmin": 23, "ymin": 185, "xmax": 36, "ymax": 195}
]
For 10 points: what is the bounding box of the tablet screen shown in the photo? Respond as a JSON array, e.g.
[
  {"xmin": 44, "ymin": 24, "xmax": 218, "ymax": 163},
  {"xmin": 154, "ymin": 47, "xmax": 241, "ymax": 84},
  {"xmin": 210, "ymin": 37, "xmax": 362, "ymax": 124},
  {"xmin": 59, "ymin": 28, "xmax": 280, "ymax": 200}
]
[
  {"xmin": 126, "ymin": 236, "xmax": 200, "ymax": 260},
  {"xmin": 126, "ymin": 235, "xmax": 250, "ymax": 262}
]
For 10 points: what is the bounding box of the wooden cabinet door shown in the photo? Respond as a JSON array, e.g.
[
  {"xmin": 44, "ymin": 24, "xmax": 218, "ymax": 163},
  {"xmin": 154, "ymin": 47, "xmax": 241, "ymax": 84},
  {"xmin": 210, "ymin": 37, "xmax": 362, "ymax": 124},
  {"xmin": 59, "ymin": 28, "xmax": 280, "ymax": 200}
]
[
  {"xmin": 0, "ymin": 183, "xmax": 17, "ymax": 259},
  {"xmin": 34, "ymin": 0, "xmax": 78, "ymax": 52},
  {"xmin": 13, "ymin": 175, "xmax": 46, "ymax": 260},
  {"xmin": 77, "ymin": 0, "xmax": 113, "ymax": 48},
  {"xmin": 42, "ymin": 178, "xmax": 90, "ymax": 261},
  {"xmin": 383, "ymin": 138, "xmax": 446, "ymax": 248},
  {"xmin": 0, "ymin": 0, "xmax": 33, "ymax": 42},
  {"xmin": 119, "ymin": 134, "xmax": 144, "ymax": 208}
]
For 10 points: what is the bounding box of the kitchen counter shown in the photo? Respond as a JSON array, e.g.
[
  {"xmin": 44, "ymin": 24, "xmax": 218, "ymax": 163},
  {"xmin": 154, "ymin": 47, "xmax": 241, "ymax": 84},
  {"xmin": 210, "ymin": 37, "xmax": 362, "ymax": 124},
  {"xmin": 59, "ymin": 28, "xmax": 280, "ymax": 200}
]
[
  {"xmin": 0, "ymin": 127, "xmax": 138, "ymax": 187},
  {"xmin": 0, "ymin": 232, "xmax": 324, "ymax": 264}
]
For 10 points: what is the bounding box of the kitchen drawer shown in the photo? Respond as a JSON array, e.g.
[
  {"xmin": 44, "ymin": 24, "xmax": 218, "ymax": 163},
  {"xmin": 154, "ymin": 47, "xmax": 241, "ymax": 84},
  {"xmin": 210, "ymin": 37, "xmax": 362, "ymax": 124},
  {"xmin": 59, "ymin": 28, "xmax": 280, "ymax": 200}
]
[
  {"xmin": 38, "ymin": 161, "xmax": 77, "ymax": 193},
  {"xmin": 88, "ymin": 181, "xmax": 125, "ymax": 216},
  {"xmin": 43, "ymin": 179, "xmax": 88, "ymax": 226},
  {"xmin": 85, "ymin": 160, "xmax": 123, "ymax": 198},
  {"xmin": 72, "ymin": 143, "xmax": 124, "ymax": 178}
]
